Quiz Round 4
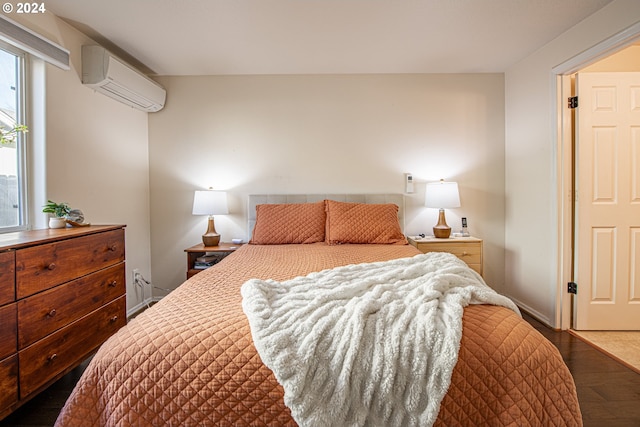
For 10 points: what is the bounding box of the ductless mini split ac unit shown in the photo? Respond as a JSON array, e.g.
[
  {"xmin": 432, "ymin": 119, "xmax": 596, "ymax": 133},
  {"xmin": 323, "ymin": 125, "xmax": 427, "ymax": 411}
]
[{"xmin": 82, "ymin": 45, "xmax": 166, "ymax": 112}]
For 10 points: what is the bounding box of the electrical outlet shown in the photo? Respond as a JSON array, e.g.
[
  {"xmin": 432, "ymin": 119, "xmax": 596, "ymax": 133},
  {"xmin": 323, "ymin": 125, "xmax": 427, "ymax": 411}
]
[{"xmin": 132, "ymin": 268, "xmax": 140, "ymax": 285}]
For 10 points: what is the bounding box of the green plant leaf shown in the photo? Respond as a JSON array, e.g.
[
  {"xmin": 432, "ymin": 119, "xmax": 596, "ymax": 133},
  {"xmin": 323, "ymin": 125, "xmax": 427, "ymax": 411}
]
[
  {"xmin": 42, "ymin": 200, "xmax": 71, "ymax": 217},
  {"xmin": 0, "ymin": 124, "xmax": 28, "ymax": 146}
]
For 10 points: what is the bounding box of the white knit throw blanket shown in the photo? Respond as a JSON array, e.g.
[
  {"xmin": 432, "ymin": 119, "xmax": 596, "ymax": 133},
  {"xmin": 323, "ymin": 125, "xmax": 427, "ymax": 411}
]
[{"xmin": 241, "ymin": 252, "xmax": 520, "ymax": 427}]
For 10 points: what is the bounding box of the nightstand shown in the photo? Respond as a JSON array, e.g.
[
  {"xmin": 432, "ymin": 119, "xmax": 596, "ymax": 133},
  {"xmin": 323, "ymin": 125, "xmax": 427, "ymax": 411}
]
[
  {"xmin": 407, "ymin": 236, "xmax": 483, "ymax": 276},
  {"xmin": 184, "ymin": 243, "xmax": 242, "ymax": 278}
]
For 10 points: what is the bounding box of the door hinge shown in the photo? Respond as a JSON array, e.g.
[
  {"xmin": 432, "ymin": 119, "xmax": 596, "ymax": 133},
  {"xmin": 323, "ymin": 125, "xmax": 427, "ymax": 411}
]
[
  {"xmin": 568, "ymin": 282, "xmax": 577, "ymax": 294},
  {"xmin": 568, "ymin": 96, "xmax": 578, "ymax": 109}
]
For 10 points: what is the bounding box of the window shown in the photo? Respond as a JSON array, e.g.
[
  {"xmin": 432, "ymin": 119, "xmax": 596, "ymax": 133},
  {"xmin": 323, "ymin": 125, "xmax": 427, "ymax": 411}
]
[{"xmin": 0, "ymin": 42, "xmax": 26, "ymax": 231}]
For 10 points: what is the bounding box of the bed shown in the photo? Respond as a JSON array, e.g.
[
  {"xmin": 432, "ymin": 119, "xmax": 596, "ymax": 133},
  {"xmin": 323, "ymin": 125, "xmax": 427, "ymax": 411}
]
[{"xmin": 55, "ymin": 195, "xmax": 582, "ymax": 427}]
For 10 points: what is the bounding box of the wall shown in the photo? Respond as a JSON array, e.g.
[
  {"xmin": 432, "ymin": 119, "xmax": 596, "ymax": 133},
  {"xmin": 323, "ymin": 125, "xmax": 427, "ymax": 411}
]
[
  {"xmin": 148, "ymin": 74, "xmax": 505, "ymax": 296},
  {"xmin": 504, "ymin": 0, "xmax": 640, "ymax": 326},
  {"xmin": 13, "ymin": 13, "xmax": 153, "ymax": 314}
]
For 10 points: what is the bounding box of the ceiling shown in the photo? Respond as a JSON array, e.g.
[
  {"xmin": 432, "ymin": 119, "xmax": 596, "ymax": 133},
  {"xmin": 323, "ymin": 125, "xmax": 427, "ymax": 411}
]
[{"xmin": 47, "ymin": 0, "xmax": 615, "ymax": 76}]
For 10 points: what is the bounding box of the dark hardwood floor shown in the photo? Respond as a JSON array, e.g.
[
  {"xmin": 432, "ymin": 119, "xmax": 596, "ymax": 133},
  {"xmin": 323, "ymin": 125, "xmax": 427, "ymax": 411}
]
[
  {"xmin": 1, "ymin": 315, "xmax": 639, "ymax": 426},
  {"xmin": 0, "ymin": 357, "xmax": 90, "ymax": 427},
  {"xmin": 524, "ymin": 313, "xmax": 640, "ymax": 427}
]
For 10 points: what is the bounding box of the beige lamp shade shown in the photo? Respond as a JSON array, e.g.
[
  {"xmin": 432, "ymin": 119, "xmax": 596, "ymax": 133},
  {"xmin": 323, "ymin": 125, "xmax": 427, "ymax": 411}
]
[
  {"xmin": 193, "ymin": 190, "xmax": 228, "ymax": 246},
  {"xmin": 192, "ymin": 190, "xmax": 229, "ymax": 216},
  {"xmin": 425, "ymin": 180, "xmax": 460, "ymax": 209},
  {"xmin": 425, "ymin": 180, "xmax": 460, "ymax": 238}
]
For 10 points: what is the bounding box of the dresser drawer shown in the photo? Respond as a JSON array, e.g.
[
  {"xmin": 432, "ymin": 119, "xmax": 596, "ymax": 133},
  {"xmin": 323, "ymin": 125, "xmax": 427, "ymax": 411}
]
[
  {"xmin": 0, "ymin": 304, "xmax": 16, "ymax": 361},
  {"xmin": 16, "ymin": 229, "xmax": 125, "ymax": 298},
  {"xmin": 0, "ymin": 355, "xmax": 18, "ymax": 412},
  {"xmin": 18, "ymin": 295, "xmax": 126, "ymax": 398},
  {"xmin": 18, "ymin": 263, "xmax": 125, "ymax": 348},
  {"xmin": 0, "ymin": 251, "xmax": 15, "ymax": 306}
]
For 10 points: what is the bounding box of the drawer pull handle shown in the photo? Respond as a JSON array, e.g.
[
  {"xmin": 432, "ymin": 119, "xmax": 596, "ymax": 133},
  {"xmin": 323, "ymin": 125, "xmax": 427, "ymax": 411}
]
[
  {"xmin": 47, "ymin": 263, "xmax": 56, "ymax": 270},
  {"xmin": 110, "ymin": 315, "xmax": 118, "ymax": 323},
  {"xmin": 47, "ymin": 309, "xmax": 57, "ymax": 317},
  {"xmin": 47, "ymin": 353, "xmax": 57, "ymax": 362},
  {"xmin": 108, "ymin": 280, "xmax": 118, "ymax": 287},
  {"xmin": 109, "ymin": 244, "xmax": 118, "ymax": 252},
  {"xmin": 461, "ymin": 252, "xmax": 468, "ymax": 256}
]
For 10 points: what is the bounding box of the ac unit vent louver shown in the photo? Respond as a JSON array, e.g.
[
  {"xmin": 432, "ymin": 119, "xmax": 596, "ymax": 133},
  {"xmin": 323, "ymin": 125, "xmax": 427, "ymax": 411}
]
[{"xmin": 82, "ymin": 45, "xmax": 166, "ymax": 112}]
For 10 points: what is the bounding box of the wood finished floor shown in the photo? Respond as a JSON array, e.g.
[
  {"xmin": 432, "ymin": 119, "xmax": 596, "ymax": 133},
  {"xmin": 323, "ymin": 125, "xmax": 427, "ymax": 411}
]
[
  {"xmin": 1, "ymin": 314, "xmax": 639, "ymax": 427},
  {"xmin": 525, "ymin": 314, "xmax": 640, "ymax": 427}
]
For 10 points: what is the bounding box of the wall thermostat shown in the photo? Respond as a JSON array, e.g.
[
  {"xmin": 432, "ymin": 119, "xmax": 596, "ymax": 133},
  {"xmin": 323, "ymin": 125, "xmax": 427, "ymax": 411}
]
[{"xmin": 405, "ymin": 173, "xmax": 414, "ymax": 193}]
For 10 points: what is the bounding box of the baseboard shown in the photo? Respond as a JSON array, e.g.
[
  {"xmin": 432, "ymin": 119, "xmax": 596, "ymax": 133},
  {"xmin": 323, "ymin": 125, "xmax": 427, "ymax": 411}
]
[
  {"xmin": 126, "ymin": 297, "xmax": 155, "ymax": 319},
  {"xmin": 506, "ymin": 295, "xmax": 554, "ymax": 328}
]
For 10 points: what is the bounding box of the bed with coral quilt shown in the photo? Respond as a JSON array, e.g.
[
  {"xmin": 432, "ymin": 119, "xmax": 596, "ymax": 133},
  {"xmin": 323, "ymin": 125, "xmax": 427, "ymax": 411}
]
[{"xmin": 55, "ymin": 197, "xmax": 582, "ymax": 427}]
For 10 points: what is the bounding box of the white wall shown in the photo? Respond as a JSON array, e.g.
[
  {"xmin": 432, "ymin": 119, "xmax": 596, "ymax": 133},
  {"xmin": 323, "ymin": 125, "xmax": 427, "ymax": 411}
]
[
  {"xmin": 19, "ymin": 0, "xmax": 636, "ymax": 323},
  {"xmin": 504, "ymin": 0, "xmax": 640, "ymax": 326},
  {"xmin": 14, "ymin": 13, "xmax": 153, "ymax": 313},
  {"xmin": 148, "ymin": 74, "xmax": 505, "ymax": 296}
]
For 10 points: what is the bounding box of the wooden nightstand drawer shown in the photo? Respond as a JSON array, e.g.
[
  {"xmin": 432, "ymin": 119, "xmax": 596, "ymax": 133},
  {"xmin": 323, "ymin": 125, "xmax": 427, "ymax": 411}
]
[
  {"xmin": 18, "ymin": 295, "xmax": 126, "ymax": 398},
  {"xmin": 18, "ymin": 263, "xmax": 125, "ymax": 348},
  {"xmin": 16, "ymin": 229, "xmax": 125, "ymax": 299},
  {"xmin": 408, "ymin": 237, "xmax": 483, "ymax": 276},
  {"xmin": 423, "ymin": 242, "xmax": 481, "ymax": 264},
  {"xmin": 0, "ymin": 304, "xmax": 16, "ymax": 360}
]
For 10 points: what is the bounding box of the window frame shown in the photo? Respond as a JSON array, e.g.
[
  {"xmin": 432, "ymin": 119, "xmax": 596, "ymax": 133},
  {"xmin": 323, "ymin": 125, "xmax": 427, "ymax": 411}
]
[{"xmin": 0, "ymin": 40, "xmax": 29, "ymax": 232}]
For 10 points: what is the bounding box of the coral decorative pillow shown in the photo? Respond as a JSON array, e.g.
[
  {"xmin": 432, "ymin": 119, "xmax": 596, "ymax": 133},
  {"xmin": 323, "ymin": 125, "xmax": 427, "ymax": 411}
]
[
  {"xmin": 250, "ymin": 201, "xmax": 326, "ymax": 244},
  {"xmin": 325, "ymin": 200, "xmax": 407, "ymax": 245}
]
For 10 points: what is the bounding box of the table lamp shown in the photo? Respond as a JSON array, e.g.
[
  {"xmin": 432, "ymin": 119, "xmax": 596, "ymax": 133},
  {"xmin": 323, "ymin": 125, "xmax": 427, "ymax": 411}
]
[
  {"xmin": 425, "ymin": 180, "xmax": 460, "ymax": 238},
  {"xmin": 192, "ymin": 189, "xmax": 229, "ymax": 246}
]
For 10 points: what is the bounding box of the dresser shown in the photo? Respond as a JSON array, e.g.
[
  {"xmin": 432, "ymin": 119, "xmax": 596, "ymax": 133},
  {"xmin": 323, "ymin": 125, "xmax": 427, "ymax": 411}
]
[
  {"xmin": 408, "ymin": 236, "xmax": 483, "ymax": 276},
  {"xmin": 0, "ymin": 225, "xmax": 126, "ymax": 420}
]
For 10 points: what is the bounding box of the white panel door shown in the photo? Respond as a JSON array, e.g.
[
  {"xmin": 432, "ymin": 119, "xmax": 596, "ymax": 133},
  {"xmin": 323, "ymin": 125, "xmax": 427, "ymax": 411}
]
[{"xmin": 575, "ymin": 72, "xmax": 640, "ymax": 330}]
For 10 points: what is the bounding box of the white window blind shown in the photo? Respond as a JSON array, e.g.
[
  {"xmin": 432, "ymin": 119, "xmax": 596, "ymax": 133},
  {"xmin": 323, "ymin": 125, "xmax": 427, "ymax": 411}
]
[{"xmin": 0, "ymin": 14, "xmax": 69, "ymax": 70}]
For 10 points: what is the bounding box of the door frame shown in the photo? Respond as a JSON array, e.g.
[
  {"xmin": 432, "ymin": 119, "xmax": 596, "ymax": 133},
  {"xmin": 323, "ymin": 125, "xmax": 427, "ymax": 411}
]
[{"xmin": 554, "ymin": 22, "xmax": 640, "ymax": 330}]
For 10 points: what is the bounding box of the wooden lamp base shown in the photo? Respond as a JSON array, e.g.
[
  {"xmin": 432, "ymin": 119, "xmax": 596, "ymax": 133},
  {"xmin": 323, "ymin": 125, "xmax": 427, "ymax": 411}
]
[
  {"xmin": 202, "ymin": 216, "xmax": 221, "ymax": 246},
  {"xmin": 433, "ymin": 209, "xmax": 451, "ymax": 238}
]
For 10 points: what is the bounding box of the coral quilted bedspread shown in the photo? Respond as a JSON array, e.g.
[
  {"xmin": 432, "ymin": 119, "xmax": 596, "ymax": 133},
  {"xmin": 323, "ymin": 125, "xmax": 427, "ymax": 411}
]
[{"xmin": 55, "ymin": 243, "xmax": 582, "ymax": 427}]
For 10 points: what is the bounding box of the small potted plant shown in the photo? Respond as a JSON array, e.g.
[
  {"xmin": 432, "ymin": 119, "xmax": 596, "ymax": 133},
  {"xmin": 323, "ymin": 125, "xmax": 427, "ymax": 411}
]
[
  {"xmin": 42, "ymin": 200, "xmax": 70, "ymax": 228},
  {"xmin": 0, "ymin": 124, "xmax": 27, "ymax": 146}
]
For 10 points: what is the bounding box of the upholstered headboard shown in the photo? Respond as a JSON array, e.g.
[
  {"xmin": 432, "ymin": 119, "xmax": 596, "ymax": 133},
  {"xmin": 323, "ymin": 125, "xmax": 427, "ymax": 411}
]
[{"xmin": 247, "ymin": 194, "xmax": 405, "ymax": 239}]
